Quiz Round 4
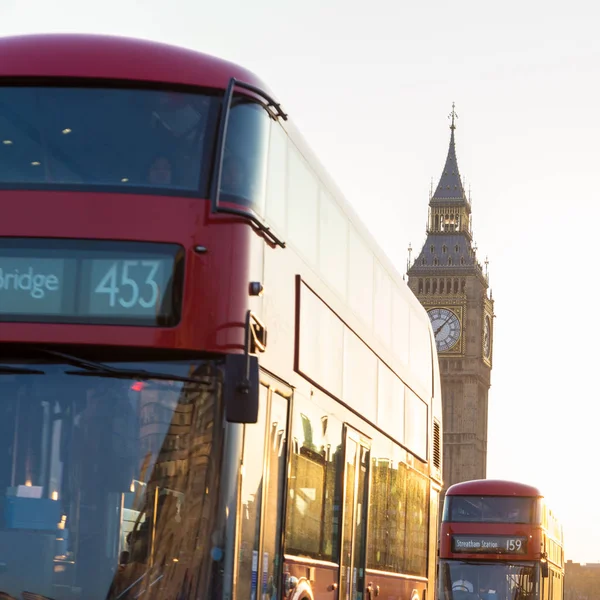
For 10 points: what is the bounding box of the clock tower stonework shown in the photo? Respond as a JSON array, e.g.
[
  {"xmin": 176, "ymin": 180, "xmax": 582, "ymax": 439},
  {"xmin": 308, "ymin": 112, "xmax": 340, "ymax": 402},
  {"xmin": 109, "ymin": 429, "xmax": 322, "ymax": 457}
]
[{"xmin": 407, "ymin": 107, "xmax": 494, "ymax": 496}]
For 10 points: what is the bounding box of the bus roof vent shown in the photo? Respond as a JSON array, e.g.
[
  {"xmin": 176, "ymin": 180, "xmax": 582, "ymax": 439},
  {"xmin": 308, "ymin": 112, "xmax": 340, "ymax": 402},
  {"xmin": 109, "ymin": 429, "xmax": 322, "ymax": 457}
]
[{"xmin": 433, "ymin": 419, "xmax": 442, "ymax": 470}]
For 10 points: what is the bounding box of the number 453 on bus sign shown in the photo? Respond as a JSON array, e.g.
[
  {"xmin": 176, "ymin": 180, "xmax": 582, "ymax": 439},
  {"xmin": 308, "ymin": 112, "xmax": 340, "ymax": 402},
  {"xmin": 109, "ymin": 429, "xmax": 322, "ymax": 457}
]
[{"xmin": 90, "ymin": 259, "xmax": 171, "ymax": 315}]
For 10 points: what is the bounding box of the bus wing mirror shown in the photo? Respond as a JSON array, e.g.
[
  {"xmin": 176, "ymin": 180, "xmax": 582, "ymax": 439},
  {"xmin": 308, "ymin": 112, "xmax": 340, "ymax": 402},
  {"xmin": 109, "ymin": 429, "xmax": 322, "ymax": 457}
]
[
  {"xmin": 224, "ymin": 354, "xmax": 259, "ymax": 424},
  {"xmin": 541, "ymin": 561, "xmax": 549, "ymax": 578}
]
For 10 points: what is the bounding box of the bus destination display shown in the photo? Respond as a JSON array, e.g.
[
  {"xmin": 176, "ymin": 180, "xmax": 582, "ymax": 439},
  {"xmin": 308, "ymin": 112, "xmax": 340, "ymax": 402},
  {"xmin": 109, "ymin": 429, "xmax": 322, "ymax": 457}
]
[
  {"xmin": 0, "ymin": 239, "xmax": 183, "ymax": 326},
  {"xmin": 451, "ymin": 535, "xmax": 528, "ymax": 555}
]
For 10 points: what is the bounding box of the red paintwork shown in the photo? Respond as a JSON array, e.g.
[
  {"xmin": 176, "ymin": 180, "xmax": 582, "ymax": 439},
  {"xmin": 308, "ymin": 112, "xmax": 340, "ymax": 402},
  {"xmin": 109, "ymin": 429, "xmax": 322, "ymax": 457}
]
[
  {"xmin": 282, "ymin": 557, "xmax": 427, "ymax": 600},
  {"xmin": 0, "ymin": 190, "xmax": 252, "ymax": 351},
  {"xmin": 0, "ymin": 33, "xmax": 271, "ymax": 94},
  {"xmin": 0, "ymin": 33, "xmax": 277, "ymax": 352},
  {"xmin": 446, "ymin": 479, "xmax": 542, "ymax": 498}
]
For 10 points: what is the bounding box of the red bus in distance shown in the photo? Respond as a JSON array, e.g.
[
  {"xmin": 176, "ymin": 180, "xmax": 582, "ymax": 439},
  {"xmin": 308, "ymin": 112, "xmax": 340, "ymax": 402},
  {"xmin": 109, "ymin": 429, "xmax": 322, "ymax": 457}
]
[
  {"xmin": 0, "ymin": 34, "xmax": 443, "ymax": 600},
  {"xmin": 439, "ymin": 479, "xmax": 564, "ymax": 600}
]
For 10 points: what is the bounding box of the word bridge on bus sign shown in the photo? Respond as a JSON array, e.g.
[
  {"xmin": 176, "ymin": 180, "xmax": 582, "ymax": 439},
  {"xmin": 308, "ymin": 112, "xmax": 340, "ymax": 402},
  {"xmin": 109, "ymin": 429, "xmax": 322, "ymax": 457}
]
[{"xmin": 451, "ymin": 535, "xmax": 528, "ymax": 555}]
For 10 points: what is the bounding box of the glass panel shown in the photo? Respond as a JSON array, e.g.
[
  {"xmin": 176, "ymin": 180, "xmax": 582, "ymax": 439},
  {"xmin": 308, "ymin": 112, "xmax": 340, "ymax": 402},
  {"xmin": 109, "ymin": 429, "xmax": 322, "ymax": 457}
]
[
  {"xmin": 0, "ymin": 86, "xmax": 218, "ymax": 193},
  {"xmin": 387, "ymin": 450, "xmax": 407, "ymax": 573},
  {"xmin": 392, "ymin": 286, "xmax": 410, "ymax": 367},
  {"xmin": 220, "ymin": 98, "xmax": 270, "ymax": 213},
  {"xmin": 409, "ymin": 308, "xmax": 433, "ymax": 398},
  {"xmin": 367, "ymin": 436, "xmax": 392, "ymax": 570},
  {"xmin": 0, "ymin": 353, "xmax": 224, "ymax": 600},
  {"xmin": 347, "ymin": 227, "xmax": 373, "ymax": 328},
  {"xmin": 284, "ymin": 393, "xmax": 342, "ymax": 561},
  {"xmin": 287, "ymin": 146, "xmax": 319, "ymax": 266},
  {"xmin": 403, "ymin": 468, "xmax": 429, "ymax": 576},
  {"xmin": 264, "ymin": 122, "xmax": 288, "ymax": 233},
  {"xmin": 438, "ymin": 560, "xmax": 539, "ymax": 600},
  {"xmin": 373, "ymin": 260, "xmax": 392, "ymax": 347},
  {"xmin": 339, "ymin": 437, "xmax": 357, "ymax": 600},
  {"xmin": 368, "ymin": 438, "xmax": 429, "ymax": 576},
  {"xmin": 318, "ymin": 189, "xmax": 348, "ymax": 300},
  {"xmin": 376, "ymin": 363, "xmax": 404, "ymax": 444},
  {"xmin": 237, "ymin": 385, "xmax": 269, "ymax": 600},
  {"xmin": 342, "ymin": 329, "xmax": 377, "ymax": 422},
  {"xmin": 261, "ymin": 391, "xmax": 288, "ymax": 600},
  {"xmin": 298, "ymin": 282, "xmax": 344, "ymax": 399},
  {"xmin": 405, "ymin": 388, "xmax": 428, "ymax": 460},
  {"xmin": 447, "ymin": 496, "xmax": 537, "ymax": 524}
]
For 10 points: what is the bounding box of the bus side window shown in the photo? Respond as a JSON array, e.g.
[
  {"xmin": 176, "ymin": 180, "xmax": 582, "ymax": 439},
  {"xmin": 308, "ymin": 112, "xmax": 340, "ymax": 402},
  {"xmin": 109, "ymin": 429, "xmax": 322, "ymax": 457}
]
[
  {"xmin": 219, "ymin": 98, "xmax": 270, "ymax": 215},
  {"xmin": 264, "ymin": 121, "xmax": 288, "ymax": 235}
]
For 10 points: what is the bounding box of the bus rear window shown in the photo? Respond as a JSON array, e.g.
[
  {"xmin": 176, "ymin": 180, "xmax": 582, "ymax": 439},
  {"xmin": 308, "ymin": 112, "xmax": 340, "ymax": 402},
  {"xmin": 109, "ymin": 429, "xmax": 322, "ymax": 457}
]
[
  {"xmin": 0, "ymin": 85, "xmax": 219, "ymax": 194},
  {"xmin": 444, "ymin": 496, "xmax": 537, "ymax": 524}
]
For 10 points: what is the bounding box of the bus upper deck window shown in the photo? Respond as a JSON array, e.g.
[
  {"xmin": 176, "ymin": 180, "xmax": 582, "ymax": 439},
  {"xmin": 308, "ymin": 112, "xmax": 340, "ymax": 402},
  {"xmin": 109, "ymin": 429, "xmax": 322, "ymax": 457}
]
[{"xmin": 0, "ymin": 86, "xmax": 218, "ymax": 195}]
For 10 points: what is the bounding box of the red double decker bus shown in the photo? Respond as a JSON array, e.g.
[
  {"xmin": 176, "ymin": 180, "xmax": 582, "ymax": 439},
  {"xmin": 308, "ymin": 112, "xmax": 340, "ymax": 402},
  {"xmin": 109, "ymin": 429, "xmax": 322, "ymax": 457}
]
[
  {"xmin": 439, "ymin": 480, "xmax": 564, "ymax": 600},
  {"xmin": 0, "ymin": 33, "xmax": 443, "ymax": 600}
]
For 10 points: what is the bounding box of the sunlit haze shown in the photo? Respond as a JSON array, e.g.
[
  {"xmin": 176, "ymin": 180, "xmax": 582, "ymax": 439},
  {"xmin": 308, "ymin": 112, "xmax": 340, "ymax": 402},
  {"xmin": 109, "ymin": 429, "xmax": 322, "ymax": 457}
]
[{"xmin": 2, "ymin": 0, "xmax": 597, "ymax": 563}]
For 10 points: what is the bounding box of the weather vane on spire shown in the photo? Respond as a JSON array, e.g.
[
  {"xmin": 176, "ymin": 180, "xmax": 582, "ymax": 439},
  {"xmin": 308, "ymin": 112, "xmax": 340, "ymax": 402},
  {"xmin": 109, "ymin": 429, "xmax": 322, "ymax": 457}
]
[{"xmin": 449, "ymin": 102, "xmax": 458, "ymax": 130}]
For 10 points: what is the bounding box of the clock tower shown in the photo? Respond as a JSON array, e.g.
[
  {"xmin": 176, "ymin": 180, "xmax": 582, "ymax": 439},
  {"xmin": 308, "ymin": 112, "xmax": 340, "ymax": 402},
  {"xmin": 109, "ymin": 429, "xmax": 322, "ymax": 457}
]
[{"xmin": 407, "ymin": 105, "xmax": 494, "ymax": 495}]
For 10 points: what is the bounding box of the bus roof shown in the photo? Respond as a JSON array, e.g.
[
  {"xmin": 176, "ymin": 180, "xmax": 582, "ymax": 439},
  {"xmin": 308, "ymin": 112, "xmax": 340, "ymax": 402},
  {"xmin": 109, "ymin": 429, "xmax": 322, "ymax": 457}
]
[
  {"xmin": 446, "ymin": 479, "xmax": 543, "ymax": 498},
  {"xmin": 0, "ymin": 33, "xmax": 268, "ymax": 93}
]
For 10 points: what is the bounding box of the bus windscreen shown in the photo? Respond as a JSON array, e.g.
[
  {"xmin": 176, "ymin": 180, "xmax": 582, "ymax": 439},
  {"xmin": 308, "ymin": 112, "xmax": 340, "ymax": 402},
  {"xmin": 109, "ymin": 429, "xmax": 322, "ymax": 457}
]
[
  {"xmin": 444, "ymin": 495, "xmax": 537, "ymax": 524},
  {"xmin": 0, "ymin": 85, "xmax": 219, "ymax": 194}
]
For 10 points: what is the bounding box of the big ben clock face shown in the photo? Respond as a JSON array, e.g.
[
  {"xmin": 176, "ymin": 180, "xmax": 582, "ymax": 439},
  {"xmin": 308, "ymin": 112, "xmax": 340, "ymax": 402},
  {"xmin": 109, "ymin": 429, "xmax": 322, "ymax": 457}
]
[
  {"xmin": 483, "ymin": 314, "xmax": 492, "ymax": 359},
  {"xmin": 427, "ymin": 308, "xmax": 461, "ymax": 352}
]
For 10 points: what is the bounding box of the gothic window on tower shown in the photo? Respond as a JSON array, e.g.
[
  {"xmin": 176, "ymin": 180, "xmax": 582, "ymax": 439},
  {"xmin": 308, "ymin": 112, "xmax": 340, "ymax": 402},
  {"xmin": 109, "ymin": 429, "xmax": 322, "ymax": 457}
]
[
  {"xmin": 448, "ymin": 257, "xmax": 452, "ymax": 265},
  {"xmin": 418, "ymin": 279, "xmax": 423, "ymax": 293},
  {"xmin": 442, "ymin": 245, "xmax": 447, "ymax": 253}
]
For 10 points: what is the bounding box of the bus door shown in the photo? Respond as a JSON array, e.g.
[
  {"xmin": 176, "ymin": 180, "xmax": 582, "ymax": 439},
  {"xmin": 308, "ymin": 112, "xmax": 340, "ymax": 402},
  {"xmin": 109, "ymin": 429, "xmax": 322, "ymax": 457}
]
[
  {"xmin": 340, "ymin": 426, "xmax": 371, "ymax": 600},
  {"xmin": 236, "ymin": 375, "xmax": 291, "ymax": 600}
]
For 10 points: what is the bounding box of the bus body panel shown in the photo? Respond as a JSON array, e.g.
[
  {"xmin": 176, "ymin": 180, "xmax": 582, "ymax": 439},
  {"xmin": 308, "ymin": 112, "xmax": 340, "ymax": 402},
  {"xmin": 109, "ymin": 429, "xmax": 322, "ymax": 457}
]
[{"xmin": 0, "ymin": 192, "xmax": 252, "ymax": 352}]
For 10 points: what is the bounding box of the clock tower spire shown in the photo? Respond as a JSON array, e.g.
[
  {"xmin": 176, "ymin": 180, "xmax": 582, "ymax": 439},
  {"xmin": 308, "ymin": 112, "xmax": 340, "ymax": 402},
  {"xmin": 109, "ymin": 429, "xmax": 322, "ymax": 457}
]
[{"xmin": 407, "ymin": 106, "xmax": 494, "ymax": 495}]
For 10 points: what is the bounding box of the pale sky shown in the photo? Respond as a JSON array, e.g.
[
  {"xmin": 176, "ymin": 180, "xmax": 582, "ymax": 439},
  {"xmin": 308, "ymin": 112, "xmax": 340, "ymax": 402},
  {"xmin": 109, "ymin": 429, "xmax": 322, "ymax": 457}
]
[{"xmin": 2, "ymin": 0, "xmax": 598, "ymax": 563}]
